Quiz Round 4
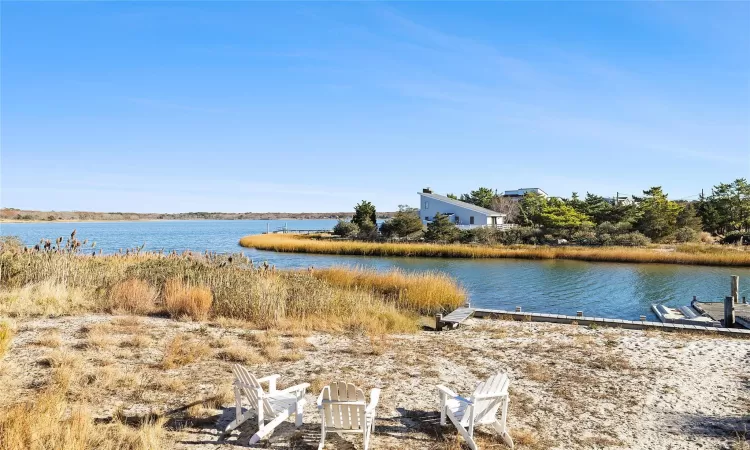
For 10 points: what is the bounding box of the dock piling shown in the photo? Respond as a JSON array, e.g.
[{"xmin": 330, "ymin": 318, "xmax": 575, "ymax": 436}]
[
  {"xmin": 435, "ymin": 314, "xmax": 443, "ymax": 332},
  {"xmin": 731, "ymin": 275, "xmax": 739, "ymax": 304},
  {"xmin": 724, "ymin": 296, "xmax": 735, "ymax": 327}
]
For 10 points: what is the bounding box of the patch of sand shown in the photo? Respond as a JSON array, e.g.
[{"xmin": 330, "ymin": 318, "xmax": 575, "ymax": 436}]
[{"xmin": 1, "ymin": 315, "xmax": 748, "ymax": 449}]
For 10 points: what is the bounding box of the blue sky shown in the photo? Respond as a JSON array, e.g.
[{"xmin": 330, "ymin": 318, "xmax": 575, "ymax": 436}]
[{"xmin": 2, "ymin": 1, "xmax": 749, "ymax": 213}]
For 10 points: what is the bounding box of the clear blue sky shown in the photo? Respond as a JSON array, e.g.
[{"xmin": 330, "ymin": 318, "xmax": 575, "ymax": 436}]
[{"xmin": 2, "ymin": 1, "xmax": 749, "ymax": 213}]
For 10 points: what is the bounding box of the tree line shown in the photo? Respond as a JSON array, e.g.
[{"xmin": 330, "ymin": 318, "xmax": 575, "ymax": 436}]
[{"xmin": 333, "ymin": 179, "xmax": 750, "ymax": 246}]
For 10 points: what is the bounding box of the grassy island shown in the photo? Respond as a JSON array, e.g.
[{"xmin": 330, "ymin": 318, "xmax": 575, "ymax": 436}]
[{"xmin": 239, "ymin": 233, "xmax": 750, "ymax": 267}]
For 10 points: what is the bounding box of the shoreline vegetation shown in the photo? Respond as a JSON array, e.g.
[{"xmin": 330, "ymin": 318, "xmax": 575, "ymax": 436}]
[
  {"xmin": 239, "ymin": 233, "xmax": 750, "ymax": 267},
  {"xmin": 0, "ymin": 235, "xmax": 464, "ymax": 334},
  {"xmin": 0, "ymin": 208, "xmax": 396, "ymax": 222}
]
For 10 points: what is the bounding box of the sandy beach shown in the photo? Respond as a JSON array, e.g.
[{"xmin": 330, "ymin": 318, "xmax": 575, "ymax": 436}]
[{"xmin": 1, "ymin": 315, "xmax": 747, "ymax": 449}]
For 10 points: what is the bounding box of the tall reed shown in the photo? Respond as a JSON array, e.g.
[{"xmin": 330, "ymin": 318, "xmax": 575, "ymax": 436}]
[
  {"xmin": 239, "ymin": 234, "xmax": 750, "ymax": 267},
  {"xmin": 0, "ymin": 248, "xmax": 461, "ymax": 333}
]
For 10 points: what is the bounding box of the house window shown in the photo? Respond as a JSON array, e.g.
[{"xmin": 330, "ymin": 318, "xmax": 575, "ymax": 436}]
[
  {"xmin": 470, "ymin": 216, "xmax": 474, "ymax": 224},
  {"xmin": 425, "ymin": 216, "xmax": 429, "ymax": 221},
  {"xmin": 455, "ymin": 216, "xmax": 460, "ymax": 224},
  {"xmin": 424, "ymin": 201, "xmax": 429, "ymax": 209}
]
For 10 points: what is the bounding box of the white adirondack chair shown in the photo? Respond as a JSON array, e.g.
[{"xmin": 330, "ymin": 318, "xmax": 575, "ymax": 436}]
[
  {"xmin": 225, "ymin": 364, "xmax": 310, "ymax": 444},
  {"xmin": 437, "ymin": 373, "xmax": 514, "ymax": 450},
  {"xmin": 316, "ymin": 381, "xmax": 381, "ymax": 450}
]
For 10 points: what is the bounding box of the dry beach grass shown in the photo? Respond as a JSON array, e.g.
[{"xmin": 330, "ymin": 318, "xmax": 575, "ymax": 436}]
[{"xmin": 239, "ymin": 233, "xmax": 750, "ymax": 267}]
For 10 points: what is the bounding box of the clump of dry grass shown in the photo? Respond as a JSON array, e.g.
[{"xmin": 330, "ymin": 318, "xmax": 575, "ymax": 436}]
[
  {"xmin": 1, "ymin": 319, "xmax": 15, "ymax": 358},
  {"xmin": 312, "ymin": 266, "xmax": 466, "ymax": 313},
  {"xmin": 240, "ymin": 233, "xmax": 750, "ymax": 267},
  {"xmin": 0, "ymin": 386, "xmax": 168, "ymax": 450},
  {"xmin": 164, "ymin": 279, "xmax": 213, "ymax": 321},
  {"xmin": 215, "ymin": 346, "xmax": 264, "ymax": 364},
  {"xmin": 160, "ymin": 334, "xmax": 210, "ymax": 369},
  {"xmin": 107, "ymin": 278, "xmax": 157, "ymax": 315},
  {"xmin": 34, "ymin": 329, "xmax": 62, "ymax": 348},
  {"xmin": 0, "ymin": 280, "xmax": 90, "ymax": 317}
]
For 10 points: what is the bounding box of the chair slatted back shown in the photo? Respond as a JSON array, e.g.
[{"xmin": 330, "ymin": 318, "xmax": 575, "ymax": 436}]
[
  {"xmin": 468, "ymin": 373, "xmax": 509, "ymax": 425},
  {"xmin": 232, "ymin": 364, "xmax": 275, "ymax": 417},
  {"xmin": 321, "ymin": 382, "xmax": 366, "ymax": 431}
]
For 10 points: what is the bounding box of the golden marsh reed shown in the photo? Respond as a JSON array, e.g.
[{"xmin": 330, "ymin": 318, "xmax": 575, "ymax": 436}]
[
  {"xmin": 239, "ymin": 233, "xmax": 750, "ymax": 267},
  {"xmin": 0, "ymin": 249, "xmax": 463, "ymax": 334}
]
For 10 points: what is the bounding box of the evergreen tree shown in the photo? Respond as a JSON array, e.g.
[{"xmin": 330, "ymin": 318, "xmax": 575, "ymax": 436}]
[
  {"xmin": 634, "ymin": 187, "xmax": 681, "ymax": 241},
  {"xmin": 352, "ymin": 200, "xmax": 377, "ymax": 229},
  {"xmin": 424, "ymin": 213, "xmax": 460, "ymax": 243}
]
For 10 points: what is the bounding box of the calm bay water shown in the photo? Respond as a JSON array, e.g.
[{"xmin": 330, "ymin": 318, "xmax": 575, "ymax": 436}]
[{"xmin": 3, "ymin": 219, "xmax": 749, "ymax": 320}]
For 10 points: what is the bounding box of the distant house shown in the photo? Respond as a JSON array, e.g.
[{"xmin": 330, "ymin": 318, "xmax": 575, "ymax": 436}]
[
  {"xmin": 418, "ymin": 188, "xmax": 506, "ymax": 228},
  {"xmin": 502, "ymin": 188, "xmax": 548, "ymax": 201}
]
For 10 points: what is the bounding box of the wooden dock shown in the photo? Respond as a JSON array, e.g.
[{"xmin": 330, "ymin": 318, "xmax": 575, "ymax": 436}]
[
  {"xmin": 436, "ymin": 307, "xmax": 750, "ymax": 337},
  {"xmin": 693, "ymin": 300, "xmax": 750, "ymax": 327}
]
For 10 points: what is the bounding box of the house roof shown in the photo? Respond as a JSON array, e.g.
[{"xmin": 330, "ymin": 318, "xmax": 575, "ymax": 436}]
[{"xmin": 418, "ymin": 192, "xmax": 506, "ymax": 216}]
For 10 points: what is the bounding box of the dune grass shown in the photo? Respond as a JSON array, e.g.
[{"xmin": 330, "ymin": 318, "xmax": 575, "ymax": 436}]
[
  {"xmin": 240, "ymin": 233, "xmax": 750, "ymax": 267},
  {"xmin": 0, "ymin": 248, "xmax": 463, "ymax": 334}
]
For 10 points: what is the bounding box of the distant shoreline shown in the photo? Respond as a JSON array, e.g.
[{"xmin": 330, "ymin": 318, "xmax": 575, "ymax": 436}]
[{"xmin": 1, "ymin": 210, "xmax": 396, "ymax": 223}]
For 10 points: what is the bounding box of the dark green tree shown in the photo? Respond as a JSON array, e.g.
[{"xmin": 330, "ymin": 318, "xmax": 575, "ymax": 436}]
[
  {"xmin": 352, "ymin": 200, "xmax": 377, "ymax": 229},
  {"xmin": 517, "ymin": 193, "xmax": 547, "ymax": 226},
  {"xmin": 379, "ymin": 205, "xmax": 423, "ymax": 238},
  {"xmin": 539, "ymin": 198, "xmax": 592, "ymax": 230},
  {"xmin": 676, "ymin": 202, "xmax": 703, "ymax": 232},
  {"xmin": 634, "ymin": 187, "xmax": 681, "ymax": 241},
  {"xmin": 459, "ymin": 187, "xmax": 495, "ymax": 209},
  {"xmin": 424, "ymin": 213, "xmax": 460, "ymax": 243}
]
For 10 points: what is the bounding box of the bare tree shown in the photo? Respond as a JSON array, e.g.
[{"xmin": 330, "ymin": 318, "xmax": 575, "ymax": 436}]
[{"xmin": 490, "ymin": 196, "xmax": 520, "ymax": 223}]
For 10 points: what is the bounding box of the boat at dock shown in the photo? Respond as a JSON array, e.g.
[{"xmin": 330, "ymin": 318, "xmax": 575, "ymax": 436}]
[{"xmin": 650, "ymin": 303, "xmax": 721, "ymax": 327}]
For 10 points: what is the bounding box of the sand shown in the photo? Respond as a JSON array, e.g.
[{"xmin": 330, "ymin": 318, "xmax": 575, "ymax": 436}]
[{"xmin": 1, "ymin": 315, "xmax": 748, "ymax": 449}]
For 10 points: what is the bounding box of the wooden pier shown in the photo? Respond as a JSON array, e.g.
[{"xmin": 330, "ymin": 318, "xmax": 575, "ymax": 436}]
[
  {"xmin": 693, "ymin": 300, "xmax": 750, "ymax": 328},
  {"xmin": 435, "ymin": 307, "xmax": 750, "ymax": 337}
]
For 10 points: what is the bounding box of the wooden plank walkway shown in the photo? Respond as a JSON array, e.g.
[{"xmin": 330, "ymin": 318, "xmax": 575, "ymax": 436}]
[
  {"xmin": 436, "ymin": 307, "xmax": 750, "ymax": 337},
  {"xmin": 441, "ymin": 307, "xmax": 475, "ymax": 324},
  {"xmin": 693, "ymin": 300, "xmax": 750, "ymax": 326}
]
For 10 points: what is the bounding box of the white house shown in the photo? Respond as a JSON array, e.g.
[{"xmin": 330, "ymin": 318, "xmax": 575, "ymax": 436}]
[
  {"xmin": 502, "ymin": 188, "xmax": 547, "ymax": 200},
  {"xmin": 418, "ymin": 188, "xmax": 506, "ymax": 228}
]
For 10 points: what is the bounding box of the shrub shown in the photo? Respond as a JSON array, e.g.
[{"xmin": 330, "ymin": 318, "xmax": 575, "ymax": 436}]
[
  {"xmin": 496, "ymin": 227, "xmax": 542, "ymax": 245},
  {"xmin": 107, "ymin": 278, "xmax": 157, "ymax": 314},
  {"xmin": 164, "ymin": 279, "xmax": 213, "ymax": 321},
  {"xmin": 611, "ymin": 232, "xmax": 651, "ymax": 247},
  {"xmin": 596, "ymin": 222, "xmax": 617, "ymax": 236},
  {"xmin": 332, "ymin": 220, "xmax": 358, "ymax": 238},
  {"xmin": 356, "ymin": 220, "xmax": 378, "ymax": 240},
  {"xmin": 570, "ymin": 230, "xmax": 597, "ymax": 245},
  {"xmin": 675, "ymin": 227, "xmax": 699, "ymax": 243},
  {"xmin": 699, "ymin": 232, "xmax": 715, "ymax": 244}
]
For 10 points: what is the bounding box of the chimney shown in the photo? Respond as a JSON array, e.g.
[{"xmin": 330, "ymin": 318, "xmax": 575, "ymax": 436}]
[{"xmin": 423, "ymin": 187, "xmax": 432, "ymax": 194}]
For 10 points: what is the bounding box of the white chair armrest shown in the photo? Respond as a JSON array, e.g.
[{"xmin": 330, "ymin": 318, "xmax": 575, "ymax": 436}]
[
  {"xmin": 280, "ymin": 383, "xmax": 310, "ymax": 395},
  {"xmin": 257, "ymin": 374, "xmax": 280, "ymax": 392},
  {"xmin": 437, "ymin": 385, "xmax": 458, "ymax": 399},
  {"xmin": 366, "ymin": 388, "xmax": 381, "ymax": 413},
  {"xmin": 257, "ymin": 374, "xmax": 281, "ymax": 384},
  {"xmin": 437, "ymin": 385, "xmax": 472, "ymax": 405}
]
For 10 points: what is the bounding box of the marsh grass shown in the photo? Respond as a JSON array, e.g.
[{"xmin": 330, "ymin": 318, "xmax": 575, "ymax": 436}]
[
  {"xmin": 311, "ymin": 266, "xmax": 465, "ymax": 314},
  {"xmin": 240, "ymin": 233, "xmax": 750, "ymax": 267},
  {"xmin": 107, "ymin": 278, "xmax": 157, "ymax": 315},
  {"xmin": 0, "ymin": 247, "xmax": 456, "ymax": 334}
]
